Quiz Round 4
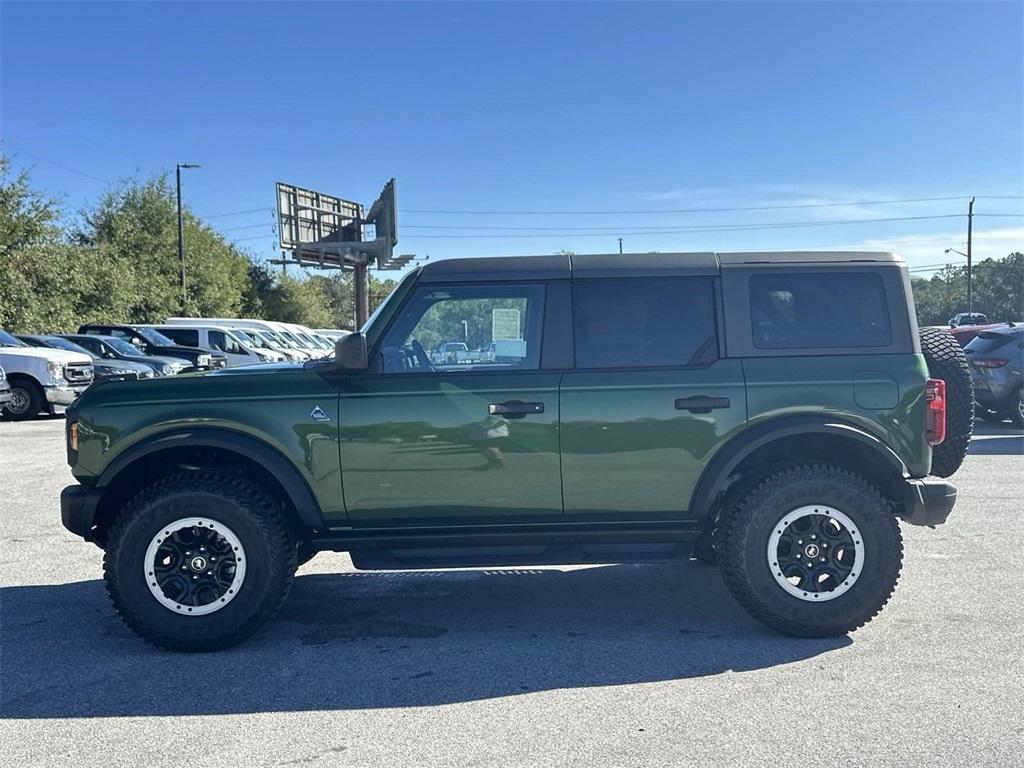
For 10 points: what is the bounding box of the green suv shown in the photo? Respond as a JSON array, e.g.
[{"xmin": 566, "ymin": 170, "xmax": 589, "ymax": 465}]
[{"xmin": 61, "ymin": 251, "xmax": 971, "ymax": 651}]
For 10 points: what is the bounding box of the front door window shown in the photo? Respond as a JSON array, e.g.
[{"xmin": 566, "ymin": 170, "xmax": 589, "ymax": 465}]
[{"xmin": 377, "ymin": 284, "xmax": 545, "ymax": 374}]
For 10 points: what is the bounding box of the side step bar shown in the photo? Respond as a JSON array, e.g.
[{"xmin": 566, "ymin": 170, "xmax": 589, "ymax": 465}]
[{"xmin": 307, "ymin": 523, "xmax": 702, "ymax": 570}]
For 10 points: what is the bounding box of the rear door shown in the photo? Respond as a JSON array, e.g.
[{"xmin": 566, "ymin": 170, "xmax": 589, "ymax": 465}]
[
  {"xmin": 560, "ymin": 276, "xmax": 747, "ymax": 521},
  {"xmin": 339, "ymin": 280, "xmax": 563, "ymax": 527}
]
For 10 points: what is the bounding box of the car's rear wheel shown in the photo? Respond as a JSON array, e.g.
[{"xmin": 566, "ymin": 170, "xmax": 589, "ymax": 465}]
[
  {"xmin": 104, "ymin": 470, "xmax": 296, "ymax": 651},
  {"xmin": 1010, "ymin": 387, "xmax": 1024, "ymax": 429},
  {"xmin": 919, "ymin": 327, "xmax": 973, "ymax": 477},
  {"xmin": 718, "ymin": 464, "xmax": 903, "ymax": 637},
  {"xmin": 2, "ymin": 379, "xmax": 43, "ymax": 421}
]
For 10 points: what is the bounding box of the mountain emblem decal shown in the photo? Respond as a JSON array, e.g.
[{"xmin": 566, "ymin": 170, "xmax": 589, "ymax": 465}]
[{"xmin": 310, "ymin": 406, "xmax": 330, "ymax": 423}]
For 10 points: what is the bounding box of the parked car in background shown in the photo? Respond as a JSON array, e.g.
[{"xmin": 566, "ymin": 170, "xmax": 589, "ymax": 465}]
[
  {"xmin": 0, "ymin": 366, "xmax": 12, "ymax": 410},
  {"xmin": 61, "ymin": 335, "xmax": 188, "ymax": 377},
  {"xmin": 165, "ymin": 318, "xmax": 311, "ymax": 361},
  {"xmin": 230, "ymin": 328, "xmax": 301, "ymax": 362},
  {"xmin": 949, "ymin": 312, "xmax": 990, "ymax": 328},
  {"xmin": 0, "ymin": 329, "xmax": 93, "ymax": 420},
  {"xmin": 15, "ymin": 335, "xmax": 156, "ymax": 383},
  {"xmin": 144, "ymin": 325, "xmax": 285, "ymax": 366},
  {"xmin": 432, "ymin": 341, "xmax": 470, "ymax": 364},
  {"xmin": 77, "ymin": 324, "xmax": 226, "ymax": 371},
  {"xmin": 965, "ymin": 325, "xmax": 1024, "ymax": 427},
  {"xmin": 949, "ymin": 321, "xmax": 1009, "ymax": 347},
  {"xmin": 313, "ymin": 328, "xmax": 350, "ymax": 343}
]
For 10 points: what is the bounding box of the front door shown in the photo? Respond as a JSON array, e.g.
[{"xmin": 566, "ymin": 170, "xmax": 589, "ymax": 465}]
[
  {"xmin": 559, "ymin": 276, "xmax": 747, "ymax": 520},
  {"xmin": 339, "ymin": 281, "xmax": 562, "ymax": 527}
]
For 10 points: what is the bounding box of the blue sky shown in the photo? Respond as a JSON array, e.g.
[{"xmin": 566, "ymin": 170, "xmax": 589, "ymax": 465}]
[{"xmin": 2, "ymin": 1, "xmax": 1022, "ymax": 274}]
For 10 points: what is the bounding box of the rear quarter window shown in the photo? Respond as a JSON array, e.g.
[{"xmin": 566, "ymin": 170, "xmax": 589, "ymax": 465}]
[{"xmin": 750, "ymin": 272, "xmax": 892, "ymax": 350}]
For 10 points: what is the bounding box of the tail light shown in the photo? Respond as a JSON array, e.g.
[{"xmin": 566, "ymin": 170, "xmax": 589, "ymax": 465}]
[
  {"xmin": 972, "ymin": 358, "xmax": 1009, "ymax": 368},
  {"xmin": 925, "ymin": 378, "xmax": 946, "ymax": 446}
]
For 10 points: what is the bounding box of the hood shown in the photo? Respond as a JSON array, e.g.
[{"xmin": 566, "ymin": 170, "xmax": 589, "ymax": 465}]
[
  {"xmin": 93, "ymin": 359, "xmax": 154, "ymax": 374},
  {"xmin": 153, "ymin": 344, "xmax": 222, "ymax": 357},
  {"xmin": 207, "ymin": 361, "xmax": 303, "ymax": 375},
  {"xmin": 0, "ymin": 347, "xmax": 92, "ymax": 365}
]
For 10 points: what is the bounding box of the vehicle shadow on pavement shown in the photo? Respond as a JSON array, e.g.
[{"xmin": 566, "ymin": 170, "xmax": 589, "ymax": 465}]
[
  {"xmin": 969, "ymin": 420, "xmax": 1024, "ymax": 455},
  {"xmin": 0, "ymin": 562, "xmax": 849, "ymax": 719}
]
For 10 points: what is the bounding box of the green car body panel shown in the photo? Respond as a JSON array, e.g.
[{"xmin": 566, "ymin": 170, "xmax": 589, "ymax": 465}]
[
  {"xmin": 72, "ymin": 365, "xmax": 347, "ymax": 522},
  {"xmin": 64, "ymin": 251, "xmax": 951, "ymax": 543}
]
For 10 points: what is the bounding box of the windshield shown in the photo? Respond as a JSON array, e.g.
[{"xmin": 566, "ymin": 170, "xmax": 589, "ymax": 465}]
[
  {"xmin": 105, "ymin": 337, "xmax": 145, "ymax": 356},
  {"xmin": 135, "ymin": 327, "xmax": 176, "ymax": 346},
  {"xmin": 0, "ymin": 330, "xmax": 27, "ymax": 347},
  {"xmin": 237, "ymin": 330, "xmax": 269, "ymax": 349},
  {"xmin": 279, "ymin": 331, "xmax": 304, "ymax": 348},
  {"xmin": 299, "ymin": 332, "xmax": 327, "ymax": 349},
  {"xmin": 44, "ymin": 337, "xmax": 96, "ymax": 357},
  {"xmin": 362, "ymin": 268, "xmax": 418, "ymax": 337}
]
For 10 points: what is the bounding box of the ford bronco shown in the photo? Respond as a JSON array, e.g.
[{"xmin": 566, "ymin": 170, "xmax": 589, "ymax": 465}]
[{"xmin": 60, "ymin": 251, "xmax": 972, "ymax": 650}]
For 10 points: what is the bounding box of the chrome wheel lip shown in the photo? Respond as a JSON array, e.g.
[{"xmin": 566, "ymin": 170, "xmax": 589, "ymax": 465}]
[
  {"xmin": 767, "ymin": 505, "xmax": 864, "ymax": 603},
  {"xmin": 144, "ymin": 517, "xmax": 246, "ymax": 616}
]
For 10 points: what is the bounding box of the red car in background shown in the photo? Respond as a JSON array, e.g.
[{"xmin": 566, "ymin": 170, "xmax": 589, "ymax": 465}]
[{"xmin": 949, "ymin": 322, "xmax": 1013, "ymax": 347}]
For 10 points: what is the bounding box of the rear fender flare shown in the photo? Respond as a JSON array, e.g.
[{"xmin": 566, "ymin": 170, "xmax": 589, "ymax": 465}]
[{"xmin": 690, "ymin": 415, "xmax": 908, "ymax": 524}]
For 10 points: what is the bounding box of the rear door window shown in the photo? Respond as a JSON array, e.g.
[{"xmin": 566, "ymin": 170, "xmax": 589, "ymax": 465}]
[
  {"xmin": 750, "ymin": 272, "xmax": 891, "ymax": 349},
  {"xmin": 572, "ymin": 278, "xmax": 717, "ymax": 369}
]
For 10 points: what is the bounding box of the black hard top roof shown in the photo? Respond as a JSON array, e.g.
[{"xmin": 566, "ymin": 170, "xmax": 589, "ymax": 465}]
[{"xmin": 418, "ymin": 251, "xmax": 901, "ymax": 282}]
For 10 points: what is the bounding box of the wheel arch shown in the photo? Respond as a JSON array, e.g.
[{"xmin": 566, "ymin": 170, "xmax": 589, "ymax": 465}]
[
  {"xmin": 86, "ymin": 427, "xmax": 325, "ymax": 546},
  {"xmin": 691, "ymin": 415, "xmax": 909, "ymax": 529}
]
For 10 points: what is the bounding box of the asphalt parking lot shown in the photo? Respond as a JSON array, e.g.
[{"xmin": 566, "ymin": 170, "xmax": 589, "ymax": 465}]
[{"xmin": 1, "ymin": 418, "xmax": 1022, "ymax": 767}]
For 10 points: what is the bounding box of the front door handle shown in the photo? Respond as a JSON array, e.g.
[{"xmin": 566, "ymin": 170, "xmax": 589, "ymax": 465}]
[
  {"xmin": 674, "ymin": 396, "xmax": 731, "ymax": 414},
  {"xmin": 489, "ymin": 401, "xmax": 545, "ymax": 419}
]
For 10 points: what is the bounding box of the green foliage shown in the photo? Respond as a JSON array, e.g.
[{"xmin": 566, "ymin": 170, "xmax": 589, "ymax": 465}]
[
  {"xmin": 0, "ymin": 156, "xmax": 61, "ymax": 254},
  {"xmin": 911, "ymin": 253, "xmax": 1023, "ymax": 326},
  {"xmin": 80, "ymin": 176, "xmax": 250, "ymax": 320}
]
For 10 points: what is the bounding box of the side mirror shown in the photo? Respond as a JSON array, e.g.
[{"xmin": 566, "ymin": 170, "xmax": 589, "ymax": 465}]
[{"xmin": 335, "ymin": 333, "xmax": 368, "ymax": 372}]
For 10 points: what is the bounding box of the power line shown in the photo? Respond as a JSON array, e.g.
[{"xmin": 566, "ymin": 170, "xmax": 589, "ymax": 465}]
[
  {"xmin": 405, "ymin": 214, "xmax": 968, "ymax": 239},
  {"xmin": 400, "ymin": 195, "xmax": 977, "ymax": 216},
  {"xmin": 200, "ymin": 208, "xmax": 272, "ymax": 220},
  {"xmin": 218, "ymin": 222, "xmax": 275, "ymax": 233},
  {"xmin": 403, "ymin": 214, "xmax": 972, "ymax": 234}
]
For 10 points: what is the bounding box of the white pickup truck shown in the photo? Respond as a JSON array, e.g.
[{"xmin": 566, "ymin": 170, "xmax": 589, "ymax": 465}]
[{"xmin": 0, "ymin": 329, "xmax": 94, "ymax": 420}]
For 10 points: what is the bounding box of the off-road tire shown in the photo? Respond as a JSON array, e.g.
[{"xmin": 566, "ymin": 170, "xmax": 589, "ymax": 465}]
[
  {"xmin": 718, "ymin": 464, "xmax": 903, "ymax": 638},
  {"xmin": 2, "ymin": 378, "xmax": 43, "ymax": 421},
  {"xmin": 104, "ymin": 470, "xmax": 296, "ymax": 652},
  {"xmin": 919, "ymin": 327, "xmax": 972, "ymax": 477}
]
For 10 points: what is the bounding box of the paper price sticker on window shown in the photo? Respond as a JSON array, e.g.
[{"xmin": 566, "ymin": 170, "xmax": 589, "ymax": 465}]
[{"xmin": 491, "ymin": 308, "xmax": 522, "ymax": 340}]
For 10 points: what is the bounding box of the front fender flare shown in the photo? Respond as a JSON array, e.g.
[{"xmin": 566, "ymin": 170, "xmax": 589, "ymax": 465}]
[{"xmin": 94, "ymin": 427, "xmax": 325, "ymax": 530}]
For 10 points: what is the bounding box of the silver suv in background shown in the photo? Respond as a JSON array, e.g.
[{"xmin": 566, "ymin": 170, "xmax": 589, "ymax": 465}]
[{"xmin": 966, "ymin": 325, "xmax": 1024, "ymax": 427}]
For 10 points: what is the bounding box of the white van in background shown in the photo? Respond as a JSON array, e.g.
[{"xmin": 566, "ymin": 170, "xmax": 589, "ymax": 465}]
[
  {"xmin": 164, "ymin": 318, "xmax": 310, "ymax": 361},
  {"xmin": 142, "ymin": 324, "xmax": 284, "ymax": 366}
]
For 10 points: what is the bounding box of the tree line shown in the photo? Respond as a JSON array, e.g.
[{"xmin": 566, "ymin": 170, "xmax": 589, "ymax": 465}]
[
  {"xmin": 0, "ymin": 155, "xmax": 396, "ymax": 333},
  {"xmin": 2, "ymin": 154, "xmax": 1020, "ymax": 334},
  {"xmin": 910, "ymin": 253, "xmax": 1022, "ymax": 326}
]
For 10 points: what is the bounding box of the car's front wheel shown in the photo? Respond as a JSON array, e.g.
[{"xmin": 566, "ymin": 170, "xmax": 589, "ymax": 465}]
[
  {"xmin": 103, "ymin": 470, "xmax": 296, "ymax": 651},
  {"xmin": 2, "ymin": 379, "xmax": 43, "ymax": 421},
  {"xmin": 717, "ymin": 464, "xmax": 903, "ymax": 637}
]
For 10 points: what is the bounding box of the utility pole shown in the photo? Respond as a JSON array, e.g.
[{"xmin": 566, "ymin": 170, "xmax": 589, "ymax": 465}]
[
  {"xmin": 354, "ymin": 259, "xmax": 369, "ymax": 328},
  {"xmin": 618, "ymin": 237, "xmax": 623, "ymax": 254},
  {"xmin": 966, "ymin": 196, "xmax": 974, "ymax": 315},
  {"xmin": 175, "ymin": 163, "xmax": 200, "ymax": 313}
]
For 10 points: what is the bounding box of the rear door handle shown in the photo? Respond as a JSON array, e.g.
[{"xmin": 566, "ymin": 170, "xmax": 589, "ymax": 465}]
[
  {"xmin": 674, "ymin": 396, "xmax": 731, "ymax": 414},
  {"xmin": 489, "ymin": 401, "xmax": 545, "ymax": 419}
]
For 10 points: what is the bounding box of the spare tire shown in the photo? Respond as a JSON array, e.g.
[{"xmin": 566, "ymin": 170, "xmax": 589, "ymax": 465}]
[{"xmin": 919, "ymin": 327, "xmax": 973, "ymax": 477}]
